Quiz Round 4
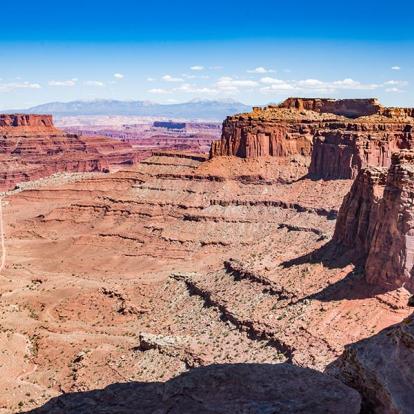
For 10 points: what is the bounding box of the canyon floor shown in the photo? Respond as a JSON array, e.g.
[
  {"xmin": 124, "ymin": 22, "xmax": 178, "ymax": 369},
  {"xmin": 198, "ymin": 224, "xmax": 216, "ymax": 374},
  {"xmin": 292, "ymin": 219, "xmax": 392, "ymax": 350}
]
[{"xmin": 0, "ymin": 152, "xmax": 411, "ymax": 413}]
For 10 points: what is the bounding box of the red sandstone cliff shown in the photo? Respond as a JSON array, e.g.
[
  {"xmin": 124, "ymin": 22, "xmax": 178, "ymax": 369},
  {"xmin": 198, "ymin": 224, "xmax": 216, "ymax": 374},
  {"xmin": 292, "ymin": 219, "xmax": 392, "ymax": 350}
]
[
  {"xmin": 0, "ymin": 114, "xmax": 54, "ymax": 128},
  {"xmin": 210, "ymin": 114, "xmax": 313, "ymax": 158},
  {"xmin": 333, "ymin": 150, "xmax": 414, "ymax": 292},
  {"xmin": 333, "ymin": 166, "xmax": 386, "ymax": 257},
  {"xmin": 0, "ymin": 114, "xmax": 138, "ymax": 191},
  {"xmin": 210, "ymin": 98, "xmax": 414, "ymax": 179},
  {"xmin": 364, "ymin": 151, "xmax": 414, "ymax": 291}
]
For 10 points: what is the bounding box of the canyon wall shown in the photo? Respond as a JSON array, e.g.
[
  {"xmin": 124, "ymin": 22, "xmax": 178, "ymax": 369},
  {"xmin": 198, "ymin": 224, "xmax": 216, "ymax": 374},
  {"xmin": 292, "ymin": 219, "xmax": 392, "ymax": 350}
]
[
  {"xmin": 333, "ymin": 150, "xmax": 414, "ymax": 292},
  {"xmin": 364, "ymin": 151, "xmax": 414, "ymax": 291},
  {"xmin": 332, "ymin": 165, "xmax": 387, "ymax": 257},
  {"xmin": 0, "ymin": 114, "xmax": 138, "ymax": 190},
  {"xmin": 210, "ymin": 98, "xmax": 414, "ymax": 179},
  {"xmin": 0, "ymin": 114, "xmax": 54, "ymax": 128},
  {"xmin": 210, "ymin": 115, "xmax": 313, "ymax": 158},
  {"xmin": 309, "ymin": 121, "xmax": 413, "ymax": 179}
]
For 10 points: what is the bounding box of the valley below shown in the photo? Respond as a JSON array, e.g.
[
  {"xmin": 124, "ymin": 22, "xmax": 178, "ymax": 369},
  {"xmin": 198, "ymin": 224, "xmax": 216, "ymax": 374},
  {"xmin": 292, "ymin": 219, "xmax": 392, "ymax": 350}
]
[{"xmin": 1, "ymin": 98, "xmax": 414, "ymax": 413}]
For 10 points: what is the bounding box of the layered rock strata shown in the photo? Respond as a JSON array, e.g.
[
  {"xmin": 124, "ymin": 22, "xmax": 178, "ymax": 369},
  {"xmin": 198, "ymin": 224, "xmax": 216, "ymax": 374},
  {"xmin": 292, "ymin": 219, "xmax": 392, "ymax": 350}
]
[
  {"xmin": 333, "ymin": 150, "xmax": 414, "ymax": 292},
  {"xmin": 0, "ymin": 114, "xmax": 139, "ymax": 190},
  {"xmin": 0, "ymin": 114, "xmax": 54, "ymax": 127},
  {"xmin": 1, "ymin": 152, "xmax": 410, "ymax": 413},
  {"xmin": 210, "ymin": 98, "xmax": 414, "ymax": 179}
]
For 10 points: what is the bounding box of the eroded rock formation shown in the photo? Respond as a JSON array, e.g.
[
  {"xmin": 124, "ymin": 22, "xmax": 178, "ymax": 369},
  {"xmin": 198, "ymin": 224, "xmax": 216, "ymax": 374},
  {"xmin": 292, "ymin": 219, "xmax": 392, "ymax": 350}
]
[
  {"xmin": 1, "ymin": 151, "xmax": 411, "ymax": 412},
  {"xmin": 333, "ymin": 166, "xmax": 387, "ymax": 258},
  {"xmin": 279, "ymin": 97, "xmax": 383, "ymax": 118},
  {"xmin": 0, "ymin": 114, "xmax": 139, "ymax": 190},
  {"xmin": 330, "ymin": 313, "xmax": 414, "ymax": 413},
  {"xmin": 333, "ymin": 150, "xmax": 414, "ymax": 292},
  {"xmin": 210, "ymin": 98, "xmax": 414, "ymax": 179},
  {"xmin": 365, "ymin": 151, "xmax": 414, "ymax": 292},
  {"xmin": 0, "ymin": 114, "xmax": 54, "ymax": 127}
]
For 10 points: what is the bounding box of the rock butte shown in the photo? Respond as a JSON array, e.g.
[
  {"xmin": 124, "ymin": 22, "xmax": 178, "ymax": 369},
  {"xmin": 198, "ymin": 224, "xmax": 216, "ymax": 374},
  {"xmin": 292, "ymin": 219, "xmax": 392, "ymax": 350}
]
[
  {"xmin": 210, "ymin": 97, "xmax": 414, "ymax": 179},
  {"xmin": 0, "ymin": 114, "xmax": 139, "ymax": 191},
  {"xmin": 334, "ymin": 150, "xmax": 414, "ymax": 293}
]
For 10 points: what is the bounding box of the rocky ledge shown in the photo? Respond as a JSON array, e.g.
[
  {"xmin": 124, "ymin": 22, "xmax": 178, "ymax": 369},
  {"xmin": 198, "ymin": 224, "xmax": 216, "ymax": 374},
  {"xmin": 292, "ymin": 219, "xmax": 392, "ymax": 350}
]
[
  {"xmin": 210, "ymin": 98, "xmax": 414, "ymax": 179},
  {"xmin": 25, "ymin": 363, "xmax": 361, "ymax": 414},
  {"xmin": 330, "ymin": 313, "xmax": 414, "ymax": 413}
]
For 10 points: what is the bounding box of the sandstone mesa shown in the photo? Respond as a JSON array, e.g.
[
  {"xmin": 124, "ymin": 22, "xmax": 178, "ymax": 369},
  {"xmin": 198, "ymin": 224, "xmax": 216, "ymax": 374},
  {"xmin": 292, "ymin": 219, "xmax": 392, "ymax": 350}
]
[{"xmin": 211, "ymin": 97, "xmax": 414, "ymax": 179}]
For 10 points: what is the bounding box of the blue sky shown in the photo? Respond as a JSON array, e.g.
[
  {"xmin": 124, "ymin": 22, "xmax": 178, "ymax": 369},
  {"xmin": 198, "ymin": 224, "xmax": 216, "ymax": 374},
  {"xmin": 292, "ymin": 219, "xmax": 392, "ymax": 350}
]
[{"xmin": 1, "ymin": 0, "xmax": 413, "ymax": 109}]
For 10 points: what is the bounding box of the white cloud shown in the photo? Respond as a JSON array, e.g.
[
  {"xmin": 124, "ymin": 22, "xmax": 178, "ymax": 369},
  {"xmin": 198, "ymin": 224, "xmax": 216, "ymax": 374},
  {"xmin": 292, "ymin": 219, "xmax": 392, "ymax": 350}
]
[
  {"xmin": 257, "ymin": 77, "xmax": 404, "ymax": 95},
  {"xmin": 182, "ymin": 73, "xmax": 210, "ymax": 80},
  {"xmin": 385, "ymin": 87, "xmax": 403, "ymax": 93},
  {"xmin": 260, "ymin": 77, "xmax": 289, "ymax": 85},
  {"xmin": 331, "ymin": 78, "xmax": 378, "ymax": 90},
  {"xmin": 113, "ymin": 73, "xmax": 124, "ymax": 79},
  {"xmin": 384, "ymin": 80, "xmax": 408, "ymax": 86},
  {"xmin": 259, "ymin": 77, "xmax": 295, "ymax": 92},
  {"xmin": 162, "ymin": 75, "xmax": 184, "ymax": 82},
  {"xmin": 175, "ymin": 83, "xmax": 218, "ymax": 95},
  {"xmin": 146, "ymin": 77, "xmax": 155, "ymax": 82},
  {"xmin": 298, "ymin": 79, "xmax": 325, "ymax": 87},
  {"xmin": 260, "ymin": 84, "xmax": 295, "ymax": 93},
  {"xmin": 391, "ymin": 66, "xmax": 401, "ymax": 70},
  {"xmin": 0, "ymin": 81, "xmax": 41, "ymax": 92},
  {"xmin": 84, "ymin": 80, "xmax": 105, "ymax": 87},
  {"xmin": 148, "ymin": 88, "xmax": 171, "ymax": 94},
  {"xmin": 216, "ymin": 77, "xmax": 258, "ymax": 90},
  {"xmin": 247, "ymin": 67, "xmax": 275, "ymax": 74},
  {"xmin": 190, "ymin": 65, "xmax": 205, "ymax": 71},
  {"xmin": 48, "ymin": 78, "xmax": 78, "ymax": 87}
]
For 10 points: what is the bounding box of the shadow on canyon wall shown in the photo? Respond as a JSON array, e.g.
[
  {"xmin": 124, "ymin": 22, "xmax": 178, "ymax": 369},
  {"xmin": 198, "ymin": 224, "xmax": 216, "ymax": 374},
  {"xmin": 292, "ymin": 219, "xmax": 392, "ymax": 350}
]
[{"xmin": 23, "ymin": 363, "xmax": 361, "ymax": 414}]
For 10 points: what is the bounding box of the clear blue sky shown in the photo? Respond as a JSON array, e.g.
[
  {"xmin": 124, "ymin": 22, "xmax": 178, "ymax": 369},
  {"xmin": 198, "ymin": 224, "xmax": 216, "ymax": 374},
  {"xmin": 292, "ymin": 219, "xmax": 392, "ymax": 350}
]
[{"xmin": 1, "ymin": 0, "xmax": 413, "ymax": 109}]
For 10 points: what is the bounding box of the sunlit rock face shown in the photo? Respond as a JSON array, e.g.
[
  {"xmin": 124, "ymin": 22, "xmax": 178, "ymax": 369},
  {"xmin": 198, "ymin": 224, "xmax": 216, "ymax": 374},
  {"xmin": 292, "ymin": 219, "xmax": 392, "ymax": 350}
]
[
  {"xmin": 210, "ymin": 98, "xmax": 414, "ymax": 179},
  {"xmin": 334, "ymin": 150, "xmax": 414, "ymax": 292}
]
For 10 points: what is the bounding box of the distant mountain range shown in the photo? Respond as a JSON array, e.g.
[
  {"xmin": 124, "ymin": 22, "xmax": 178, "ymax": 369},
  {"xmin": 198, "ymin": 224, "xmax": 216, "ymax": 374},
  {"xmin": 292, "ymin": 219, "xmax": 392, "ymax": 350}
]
[{"xmin": 9, "ymin": 99, "xmax": 252, "ymax": 121}]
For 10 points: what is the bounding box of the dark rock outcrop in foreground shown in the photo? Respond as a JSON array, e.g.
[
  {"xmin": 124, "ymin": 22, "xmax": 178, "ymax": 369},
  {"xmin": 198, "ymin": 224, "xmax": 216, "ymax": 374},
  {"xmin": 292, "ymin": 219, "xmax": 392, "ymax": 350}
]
[
  {"xmin": 334, "ymin": 150, "xmax": 414, "ymax": 293},
  {"xmin": 0, "ymin": 114, "xmax": 139, "ymax": 190},
  {"xmin": 25, "ymin": 363, "xmax": 361, "ymax": 414},
  {"xmin": 330, "ymin": 313, "xmax": 414, "ymax": 414},
  {"xmin": 210, "ymin": 98, "xmax": 414, "ymax": 179}
]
